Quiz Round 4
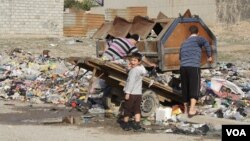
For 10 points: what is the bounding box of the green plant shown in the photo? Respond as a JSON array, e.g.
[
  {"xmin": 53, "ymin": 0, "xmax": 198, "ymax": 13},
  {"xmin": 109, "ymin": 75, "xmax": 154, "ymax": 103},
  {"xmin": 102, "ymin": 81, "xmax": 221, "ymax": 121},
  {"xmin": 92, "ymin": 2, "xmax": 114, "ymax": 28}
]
[
  {"xmin": 64, "ymin": 0, "xmax": 93, "ymax": 11},
  {"xmin": 64, "ymin": 0, "xmax": 76, "ymax": 9},
  {"xmin": 81, "ymin": 0, "xmax": 93, "ymax": 11}
]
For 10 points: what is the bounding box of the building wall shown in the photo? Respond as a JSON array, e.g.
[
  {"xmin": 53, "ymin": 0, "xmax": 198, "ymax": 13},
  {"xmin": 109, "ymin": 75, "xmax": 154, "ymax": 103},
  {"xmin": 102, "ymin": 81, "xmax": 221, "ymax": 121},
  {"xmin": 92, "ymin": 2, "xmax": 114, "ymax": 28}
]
[
  {"xmin": 216, "ymin": 0, "xmax": 250, "ymax": 23},
  {"xmin": 91, "ymin": 0, "xmax": 217, "ymax": 25},
  {"xmin": 0, "ymin": 0, "xmax": 63, "ymax": 37}
]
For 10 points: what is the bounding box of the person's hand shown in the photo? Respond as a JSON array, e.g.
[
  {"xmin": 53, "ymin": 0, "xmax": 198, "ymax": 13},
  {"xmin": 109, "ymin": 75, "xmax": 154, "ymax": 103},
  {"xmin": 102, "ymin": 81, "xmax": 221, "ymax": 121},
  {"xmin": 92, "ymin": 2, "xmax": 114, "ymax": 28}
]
[
  {"xmin": 125, "ymin": 94, "xmax": 130, "ymax": 100},
  {"xmin": 127, "ymin": 63, "xmax": 132, "ymax": 69},
  {"xmin": 150, "ymin": 63, "xmax": 157, "ymax": 68},
  {"xmin": 207, "ymin": 57, "xmax": 212, "ymax": 63}
]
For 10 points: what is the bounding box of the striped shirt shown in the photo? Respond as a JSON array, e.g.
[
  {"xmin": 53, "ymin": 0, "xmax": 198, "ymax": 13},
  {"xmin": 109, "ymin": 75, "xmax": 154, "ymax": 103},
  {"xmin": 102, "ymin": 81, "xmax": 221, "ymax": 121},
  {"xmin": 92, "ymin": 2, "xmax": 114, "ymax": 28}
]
[
  {"xmin": 179, "ymin": 35, "xmax": 211, "ymax": 67},
  {"xmin": 102, "ymin": 37, "xmax": 138, "ymax": 61}
]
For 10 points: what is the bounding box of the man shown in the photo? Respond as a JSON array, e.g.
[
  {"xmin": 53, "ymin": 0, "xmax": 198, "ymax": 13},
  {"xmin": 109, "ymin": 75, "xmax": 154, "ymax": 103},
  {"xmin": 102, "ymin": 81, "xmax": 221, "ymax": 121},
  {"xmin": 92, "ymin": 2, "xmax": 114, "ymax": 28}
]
[
  {"xmin": 102, "ymin": 34, "xmax": 156, "ymax": 67},
  {"xmin": 179, "ymin": 25, "xmax": 212, "ymax": 117}
]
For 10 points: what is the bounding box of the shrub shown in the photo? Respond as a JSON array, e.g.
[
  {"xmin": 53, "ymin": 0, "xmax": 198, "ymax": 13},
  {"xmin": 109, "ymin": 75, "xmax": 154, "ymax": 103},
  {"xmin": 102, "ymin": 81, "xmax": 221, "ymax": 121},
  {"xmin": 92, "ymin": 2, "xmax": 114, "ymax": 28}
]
[
  {"xmin": 64, "ymin": 0, "xmax": 93, "ymax": 11},
  {"xmin": 81, "ymin": 0, "xmax": 93, "ymax": 11},
  {"xmin": 64, "ymin": 0, "xmax": 76, "ymax": 9}
]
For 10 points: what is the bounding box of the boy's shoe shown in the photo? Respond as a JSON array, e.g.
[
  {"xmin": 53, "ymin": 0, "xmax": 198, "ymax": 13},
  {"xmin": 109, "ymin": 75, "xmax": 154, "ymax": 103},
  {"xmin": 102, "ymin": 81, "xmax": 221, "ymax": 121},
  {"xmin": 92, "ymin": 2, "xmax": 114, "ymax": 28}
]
[
  {"xmin": 123, "ymin": 122, "xmax": 132, "ymax": 131},
  {"xmin": 133, "ymin": 123, "xmax": 145, "ymax": 132}
]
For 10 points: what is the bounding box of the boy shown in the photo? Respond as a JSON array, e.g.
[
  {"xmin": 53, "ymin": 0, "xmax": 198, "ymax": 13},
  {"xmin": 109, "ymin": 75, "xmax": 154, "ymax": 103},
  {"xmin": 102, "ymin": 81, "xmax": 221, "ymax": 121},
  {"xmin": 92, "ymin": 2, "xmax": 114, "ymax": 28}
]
[
  {"xmin": 123, "ymin": 52, "xmax": 147, "ymax": 132},
  {"xmin": 179, "ymin": 25, "xmax": 212, "ymax": 117}
]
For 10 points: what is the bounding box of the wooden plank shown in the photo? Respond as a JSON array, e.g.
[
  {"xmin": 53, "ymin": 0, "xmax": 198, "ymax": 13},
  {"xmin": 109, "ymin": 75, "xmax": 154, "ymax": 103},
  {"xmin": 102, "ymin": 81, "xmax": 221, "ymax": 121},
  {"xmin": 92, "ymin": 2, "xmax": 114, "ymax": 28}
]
[
  {"xmin": 108, "ymin": 16, "xmax": 131, "ymax": 38},
  {"xmin": 164, "ymin": 48, "xmax": 179, "ymax": 54},
  {"xmin": 76, "ymin": 57, "xmax": 182, "ymax": 102},
  {"xmin": 63, "ymin": 25, "xmax": 86, "ymax": 28},
  {"xmin": 63, "ymin": 31, "xmax": 86, "ymax": 34},
  {"xmin": 92, "ymin": 22, "xmax": 113, "ymax": 39},
  {"xmin": 85, "ymin": 68, "xmax": 96, "ymax": 103},
  {"xmin": 63, "ymin": 27, "xmax": 86, "ymax": 30},
  {"xmin": 129, "ymin": 16, "xmax": 155, "ymax": 39}
]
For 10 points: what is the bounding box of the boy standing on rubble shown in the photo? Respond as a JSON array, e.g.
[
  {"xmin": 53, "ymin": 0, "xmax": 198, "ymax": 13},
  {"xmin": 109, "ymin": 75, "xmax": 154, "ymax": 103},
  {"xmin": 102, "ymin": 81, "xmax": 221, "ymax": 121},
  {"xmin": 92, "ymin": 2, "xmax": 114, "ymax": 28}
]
[{"xmin": 123, "ymin": 52, "xmax": 147, "ymax": 132}]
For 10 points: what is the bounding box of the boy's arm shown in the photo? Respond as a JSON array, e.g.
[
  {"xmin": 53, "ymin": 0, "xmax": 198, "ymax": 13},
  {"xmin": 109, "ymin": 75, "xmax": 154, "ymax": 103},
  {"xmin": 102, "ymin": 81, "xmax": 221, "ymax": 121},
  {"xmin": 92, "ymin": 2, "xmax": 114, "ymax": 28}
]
[
  {"xmin": 141, "ymin": 65, "xmax": 147, "ymax": 76},
  {"xmin": 201, "ymin": 37, "xmax": 212, "ymax": 63},
  {"xmin": 142, "ymin": 56, "xmax": 156, "ymax": 67}
]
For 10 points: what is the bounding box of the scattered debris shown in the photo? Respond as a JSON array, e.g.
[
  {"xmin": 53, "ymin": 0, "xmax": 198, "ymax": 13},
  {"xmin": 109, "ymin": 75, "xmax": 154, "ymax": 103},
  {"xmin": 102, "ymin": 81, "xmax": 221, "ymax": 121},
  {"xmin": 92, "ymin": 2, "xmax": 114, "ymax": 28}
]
[{"xmin": 0, "ymin": 48, "xmax": 249, "ymax": 137}]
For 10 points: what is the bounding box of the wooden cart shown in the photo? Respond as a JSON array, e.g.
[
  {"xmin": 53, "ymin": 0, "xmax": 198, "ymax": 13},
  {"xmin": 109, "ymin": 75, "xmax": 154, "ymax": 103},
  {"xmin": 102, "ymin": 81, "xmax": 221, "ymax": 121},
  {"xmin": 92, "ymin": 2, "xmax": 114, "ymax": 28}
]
[{"xmin": 67, "ymin": 57, "xmax": 182, "ymax": 117}]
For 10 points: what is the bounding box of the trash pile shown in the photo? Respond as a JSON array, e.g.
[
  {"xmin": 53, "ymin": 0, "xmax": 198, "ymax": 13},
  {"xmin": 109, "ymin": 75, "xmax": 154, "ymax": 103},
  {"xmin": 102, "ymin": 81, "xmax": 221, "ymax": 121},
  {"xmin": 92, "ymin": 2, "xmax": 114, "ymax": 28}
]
[
  {"xmin": 132, "ymin": 61, "xmax": 250, "ymax": 135},
  {"xmin": 151, "ymin": 62, "xmax": 250, "ymax": 122},
  {"xmin": 0, "ymin": 48, "xmax": 249, "ymax": 136},
  {"xmin": 198, "ymin": 62, "xmax": 250, "ymax": 121},
  {"xmin": 0, "ymin": 48, "xmax": 96, "ymax": 107},
  {"xmin": 138, "ymin": 105, "xmax": 212, "ymax": 135}
]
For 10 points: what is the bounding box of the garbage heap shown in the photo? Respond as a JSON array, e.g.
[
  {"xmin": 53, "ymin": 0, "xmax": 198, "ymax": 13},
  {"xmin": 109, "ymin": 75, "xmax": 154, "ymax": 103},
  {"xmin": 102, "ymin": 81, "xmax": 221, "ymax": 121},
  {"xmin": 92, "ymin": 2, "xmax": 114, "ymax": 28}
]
[
  {"xmin": 198, "ymin": 62, "xmax": 250, "ymax": 120},
  {"xmin": 144, "ymin": 63, "xmax": 250, "ymax": 135},
  {"xmin": 0, "ymin": 48, "xmax": 94, "ymax": 105},
  {"xmin": 153, "ymin": 61, "xmax": 250, "ymax": 122}
]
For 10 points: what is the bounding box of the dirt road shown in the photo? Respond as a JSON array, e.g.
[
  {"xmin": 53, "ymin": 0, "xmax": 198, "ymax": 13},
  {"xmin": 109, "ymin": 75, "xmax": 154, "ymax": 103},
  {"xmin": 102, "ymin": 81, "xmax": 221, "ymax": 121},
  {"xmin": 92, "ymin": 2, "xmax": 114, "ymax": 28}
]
[
  {"xmin": 0, "ymin": 101, "xmax": 219, "ymax": 141},
  {"xmin": 0, "ymin": 124, "xmax": 217, "ymax": 141}
]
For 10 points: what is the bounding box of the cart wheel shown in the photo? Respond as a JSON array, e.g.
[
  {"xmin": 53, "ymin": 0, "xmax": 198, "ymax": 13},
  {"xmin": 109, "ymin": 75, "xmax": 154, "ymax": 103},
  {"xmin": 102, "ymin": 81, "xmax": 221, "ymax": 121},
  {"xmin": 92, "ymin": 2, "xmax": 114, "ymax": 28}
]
[
  {"xmin": 102, "ymin": 86, "xmax": 112, "ymax": 109},
  {"xmin": 103, "ymin": 96, "xmax": 112, "ymax": 109},
  {"xmin": 141, "ymin": 90, "xmax": 159, "ymax": 117}
]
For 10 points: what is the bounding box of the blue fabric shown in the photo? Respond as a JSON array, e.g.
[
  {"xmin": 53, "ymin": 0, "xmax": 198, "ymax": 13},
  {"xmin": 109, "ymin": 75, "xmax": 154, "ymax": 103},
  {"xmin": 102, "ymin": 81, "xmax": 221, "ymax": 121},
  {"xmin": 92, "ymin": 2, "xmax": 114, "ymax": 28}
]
[{"xmin": 179, "ymin": 36, "xmax": 211, "ymax": 67}]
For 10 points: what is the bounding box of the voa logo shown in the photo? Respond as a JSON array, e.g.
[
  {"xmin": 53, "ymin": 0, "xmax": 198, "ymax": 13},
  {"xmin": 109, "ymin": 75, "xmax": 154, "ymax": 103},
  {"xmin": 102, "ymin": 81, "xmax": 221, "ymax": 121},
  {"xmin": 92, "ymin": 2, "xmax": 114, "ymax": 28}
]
[{"xmin": 226, "ymin": 129, "xmax": 246, "ymax": 136}]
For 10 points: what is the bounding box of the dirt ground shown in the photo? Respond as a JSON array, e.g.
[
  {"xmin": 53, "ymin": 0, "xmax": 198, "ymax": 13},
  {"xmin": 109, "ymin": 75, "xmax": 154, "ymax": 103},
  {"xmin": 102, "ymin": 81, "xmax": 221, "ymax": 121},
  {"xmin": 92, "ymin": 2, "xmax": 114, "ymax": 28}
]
[
  {"xmin": 0, "ymin": 21, "xmax": 250, "ymax": 141},
  {"xmin": 0, "ymin": 37, "xmax": 96, "ymax": 58},
  {"xmin": 0, "ymin": 100, "xmax": 219, "ymax": 141},
  {"xmin": 0, "ymin": 21, "xmax": 250, "ymax": 64}
]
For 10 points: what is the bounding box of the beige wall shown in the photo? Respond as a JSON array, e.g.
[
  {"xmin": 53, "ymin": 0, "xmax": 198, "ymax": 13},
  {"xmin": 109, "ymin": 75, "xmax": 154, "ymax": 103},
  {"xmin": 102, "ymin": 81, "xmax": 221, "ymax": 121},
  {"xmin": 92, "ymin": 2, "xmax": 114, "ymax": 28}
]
[
  {"xmin": 91, "ymin": 0, "xmax": 217, "ymax": 25},
  {"xmin": 0, "ymin": 0, "xmax": 63, "ymax": 37}
]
